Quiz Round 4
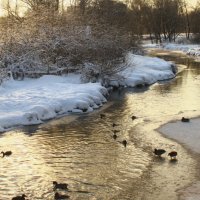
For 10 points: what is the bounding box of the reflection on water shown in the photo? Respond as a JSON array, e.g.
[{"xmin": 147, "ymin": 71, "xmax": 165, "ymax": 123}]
[{"xmin": 1, "ymin": 50, "xmax": 200, "ymax": 200}]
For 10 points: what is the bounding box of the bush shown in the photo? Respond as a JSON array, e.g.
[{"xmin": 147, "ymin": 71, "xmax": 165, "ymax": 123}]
[{"xmin": 0, "ymin": 7, "xmax": 138, "ymax": 81}]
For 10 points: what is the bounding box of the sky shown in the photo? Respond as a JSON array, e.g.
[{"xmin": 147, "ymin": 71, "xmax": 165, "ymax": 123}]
[{"xmin": 0, "ymin": 0, "xmax": 199, "ymax": 16}]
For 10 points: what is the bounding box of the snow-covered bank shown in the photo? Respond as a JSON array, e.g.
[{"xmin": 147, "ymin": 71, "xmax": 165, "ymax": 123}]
[
  {"xmin": 159, "ymin": 117, "xmax": 200, "ymax": 200},
  {"xmin": 0, "ymin": 74, "xmax": 107, "ymax": 132},
  {"xmin": 0, "ymin": 54, "xmax": 176, "ymax": 132},
  {"xmin": 109, "ymin": 53, "xmax": 176, "ymax": 87},
  {"xmin": 143, "ymin": 42, "xmax": 200, "ymax": 59}
]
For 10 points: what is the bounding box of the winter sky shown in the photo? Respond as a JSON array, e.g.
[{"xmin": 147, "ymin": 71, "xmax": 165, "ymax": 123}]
[{"xmin": 0, "ymin": 0, "xmax": 199, "ymax": 16}]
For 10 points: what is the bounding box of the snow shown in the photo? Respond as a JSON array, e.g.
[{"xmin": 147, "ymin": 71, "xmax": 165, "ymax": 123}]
[
  {"xmin": 164, "ymin": 44, "xmax": 200, "ymax": 58},
  {"xmin": 0, "ymin": 54, "xmax": 176, "ymax": 132},
  {"xmin": 143, "ymin": 42, "xmax": 200, "ymax": 59},
  {"xmin": 0, "ymin": 74, "xmax": 107, "ymax": 132},
  {"xmin": 159, "ymin": 118, "xmax": 200, "ymax": 200},
  {"xmin": 117, "ymin": 53, "xmax": 176, "ymax": 87}
]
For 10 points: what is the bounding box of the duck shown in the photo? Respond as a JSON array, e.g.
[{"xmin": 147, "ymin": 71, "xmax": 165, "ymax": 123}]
[
  {"xmin": 54, "ymin": 192, "xmax": 70, "ymax": 199},
  {"xmin": 131, "ymin": 116, "xmax": 137, "ymax": 120},
  {"xmin": 154, "ymin": 149, "xmax": 166, "ymax": 157},
  {"xmin": 181, "ymin": 117, "xmax": 190, "ymax": 122},
  {"xmin": 1, "ymin": 151, "xmax": 12, "ymax": 157},
  {"xmin": 113, "ymin": 133, "xmax": 117, "ymax": 140},
  {"xmin": 100, "ymin": 114, "xmax": 106, "ymax": 119},
  {"xmin": 112, "ymin": 123, "xmax": 120, "ymax": 127},
  {"xmin": 12, "ymin": 194, "xmax": 26, "ymax": 200},
  {"xmin": 122, "ymin": 140, "xmax": 127, "ymax": 147},
  {"xmin": 168, "ymin": 151, "xmax": 177, "ymax": 159},
  {"xmin": 53, "ymin": 181, "xmax": 68, "ymax": 190}
]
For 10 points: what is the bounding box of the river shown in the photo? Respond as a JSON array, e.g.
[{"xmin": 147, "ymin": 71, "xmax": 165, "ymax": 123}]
[{"xmin": 0, "ymin": 49, "xmax": 200, "ymax": 200}]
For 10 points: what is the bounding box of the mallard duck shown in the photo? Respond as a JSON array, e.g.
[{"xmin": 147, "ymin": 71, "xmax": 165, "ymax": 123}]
[
  {"xmin": 181, "ymin": 117, "xmax": 190, "ymax": 122},
  {"xmin": 154, "ymin": 149, "xmax": 166, "ymax": 157},
  {"xmin": 113, "ymin": 133, "xmax": 117, "ymax": 140},
  {"xmin": 53, "ymin": 181, "xmax": 68, "ymax": 190},
  {"xmin": 12, "ymin": 194, "xmax": 26, "ymax": 200},
  {"xmin": 1, "ymin": 151, "xmax": 12, "ymax": 157},
  {"xmin": 168, "ymin": 151, "xmax": 177, "ymax": 159},
  {"xmin": 54, "ymin": 192, "xmax": 70, "ymax": 199},
  {"xmin": 122, "ymin": 140, "xmax": 127, "ymax": 147},
  {"xmin": 100, "ymin": 114, "xmax": 106, "ymax": 119},
  {"xmin": 131, "ymin": 116, "xmax": 137, "ymax": 120}
]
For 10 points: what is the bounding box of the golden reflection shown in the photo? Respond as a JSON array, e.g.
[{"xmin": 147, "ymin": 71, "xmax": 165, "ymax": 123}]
[{"xmin": 0, "ymin": 131, "xmax": 55, "ymax": 199}]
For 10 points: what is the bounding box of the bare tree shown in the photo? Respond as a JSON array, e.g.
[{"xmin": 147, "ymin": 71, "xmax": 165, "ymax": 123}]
[
  {"xmin": 182, "ymin": 0, "xmax": 191, "ymax": 39},
  {"xmin": 21, "ymin": 0, "xmax": 59, "ymax": 11},
  {"xmin": 189, "ymin": 1, "xmax": 200, "ymax": 42}
]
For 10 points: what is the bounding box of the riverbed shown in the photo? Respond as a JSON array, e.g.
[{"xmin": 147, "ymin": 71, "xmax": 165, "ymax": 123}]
[{"xmin": 0, "ymin": 49, "xmax": 200, "ymax": 200}]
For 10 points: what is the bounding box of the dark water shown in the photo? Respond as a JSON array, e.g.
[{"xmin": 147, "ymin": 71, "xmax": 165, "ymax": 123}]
[{"xmin": 1, "ymin": 50, "xmax": 200, "ymax": 200}]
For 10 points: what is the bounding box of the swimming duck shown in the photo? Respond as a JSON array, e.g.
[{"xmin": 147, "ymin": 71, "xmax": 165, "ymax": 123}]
[
  {"xmin": 12, "ymin": 194, "xmax": 26, "ymax": 200},
  {"xmin": 168, "ymin": 151, "xmax": 177, "ymax": 159},
  {"xmin": 1, "ymin": 151, "xmax": 12, "ymax": 157},
  {"xmin": 100, "ymin": 114, "xmax": 106, "ymax": 119},
  {"xmin": 154, "ymin": 149, "xmax": 166, "ymax": 157},
  {"xmin": 181, "ymin": 117, "xmax": 190, "ymax": 122},
  {"xmin": 122, "ymin": 140, "xmax": 127, "ymax": 147},
  {"xmin": 131, "ymin": 116, "xmax": 137, "ymax": 120},
  {"xmin": 113, "ymin": 133, "xmax": 117, "ymax": 140},
  {"xmin": 54, "ymin": 192, "xmax": 70, "ymax": 199},
  {"xmin": 53, "ymin": 181, "xmax": 68, "ymax": 190}
]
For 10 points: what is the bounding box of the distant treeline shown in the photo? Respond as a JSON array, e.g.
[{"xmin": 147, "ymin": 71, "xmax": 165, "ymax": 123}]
[
  {"xmin": 0, "ymin": 0, "xmax": 200, "ymax": 81},
  {"xmin": 2, "ymin": 0, "xmax": 200, "ymax": 42}
]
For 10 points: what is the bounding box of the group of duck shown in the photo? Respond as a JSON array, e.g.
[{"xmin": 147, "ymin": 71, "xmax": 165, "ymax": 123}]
[
  {"xmin": 11, "ymin": 181, "xmax": 69, "ymax": 200},
  {"xmin": 100, "ymin": 114, "xmax": 191, "ymax": 160},
  {"xmin": 53, "ymin": 181, "xmax": 70, "ymax": 200},
  {"xmin": 100, "ymin": 113, "xmax": 137, "ymax": 148},
  {"xmin": 153, "ymin": 117, "xmax": 190, "ymax": 160},
  {"xmin": 154, "ymin": 148, "xmax": 177, "ymax": 159}
]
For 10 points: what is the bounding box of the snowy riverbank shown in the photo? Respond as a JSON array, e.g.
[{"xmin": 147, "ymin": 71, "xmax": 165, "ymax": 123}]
[
  {"xmin": 110, "ymin": 53, "xmax": 176, "ymax": 87},
  {"xmin": 0, "ymin": 54, "xmax": 175, "ymax": 132},
  {"xmin": 143, "ymin": 42, "xmax": 200, "ymax": 60},
  {"xmin": 0, "ymin": 75, "xmax": 108, "ymax": 132}
]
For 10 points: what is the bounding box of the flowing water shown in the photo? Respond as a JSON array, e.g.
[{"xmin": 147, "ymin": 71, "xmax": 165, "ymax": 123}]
[{"xmin": 1, "ymin": 49, "xmax": 200, "ymax": 200}]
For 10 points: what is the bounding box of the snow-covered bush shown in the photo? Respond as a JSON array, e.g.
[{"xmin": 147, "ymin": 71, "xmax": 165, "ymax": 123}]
[
  {"xmin": 80, "ymin": 63, "xmax": 100, "ymax": 83},
  {"xmin": 0, "ymin": 7, "xmax": 138, "ymax": 81}
]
